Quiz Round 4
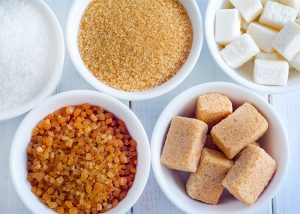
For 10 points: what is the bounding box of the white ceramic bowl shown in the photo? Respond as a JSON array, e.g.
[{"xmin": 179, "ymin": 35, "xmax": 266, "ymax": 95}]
[
  {"xmin": 0, "ymin": 0, "xmax": 65, "ymax": 121},
  {"xmin": 10, "ymin": 90, "xmax": 150, "ymax": 214},
  {"xmin": 205, "ymin": 0, "xmax": 300, "ymax": 94},
  {"xmin": 66, "ymin": 0, "xmax": 203, "ymax": 101},
  {"xmin": 151, "ymin": 82, "xmax": 288, "ymax": 214}
]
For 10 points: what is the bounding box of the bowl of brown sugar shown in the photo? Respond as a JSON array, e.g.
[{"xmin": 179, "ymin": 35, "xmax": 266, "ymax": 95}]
[{"xmin": 66, "ymin": 0, "xmax": 203, "ymax": 100}]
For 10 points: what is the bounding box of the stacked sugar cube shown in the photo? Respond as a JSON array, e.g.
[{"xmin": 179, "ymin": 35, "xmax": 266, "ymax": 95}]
[
  {"xmin": 160, "ymin": 93, "xmax": 276, "ymax": 206},
  {"xmin": 216, "ymin": 0, "xmax": 300, "ymax": 86}
]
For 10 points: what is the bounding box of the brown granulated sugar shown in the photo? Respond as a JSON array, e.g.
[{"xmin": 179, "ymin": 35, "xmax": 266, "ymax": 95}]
[{"xmin": 78, "ymin": 0, "xmax": 193, "ymax": 92}]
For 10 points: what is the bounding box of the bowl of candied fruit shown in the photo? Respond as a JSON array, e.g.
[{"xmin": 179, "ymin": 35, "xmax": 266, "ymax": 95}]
[{"xmin": 10, "ymin": 90, "xmax": 150, "ymax": 214}]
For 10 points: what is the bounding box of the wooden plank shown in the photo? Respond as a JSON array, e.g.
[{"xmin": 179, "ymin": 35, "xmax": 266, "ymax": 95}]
[
  {"xmin": 0, "ymin": 116, "xmax": 32, "ymax": 214},
  {"xmin": 45, "ymin": 0, "xmax": 95, "ymax": 94},
  {"xmin": 129, "ymin": 39, "xmax": 221, "ymax": 214},
  {"xmin": 130, "ymin": 0, "xmax": 270, "ymax": 213},
  {"xmin": 45, "ymin": 0, "xmax": 130, "ymax": 109},
  {"xmin": 0, "ymin": 1, "xmax": 130, "ymax": 214},
  {"xmin": 270, "ymin": 92, "xmax": 300, "ymax": 214}
]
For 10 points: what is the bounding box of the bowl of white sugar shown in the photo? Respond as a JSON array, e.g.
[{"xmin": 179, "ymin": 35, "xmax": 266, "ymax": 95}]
[
  {"xmin": 0, "ymin": 0, "xmax": 64, "ymax": 120},
  {"xmin": 206, "ymin": 0, "xmax": 300, "ymax": 94}
]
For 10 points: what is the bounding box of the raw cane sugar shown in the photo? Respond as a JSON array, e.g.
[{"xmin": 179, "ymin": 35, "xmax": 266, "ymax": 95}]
[
  {"xmin": 78, "ymin": 0, "xmax": 193, "ymax": 92},
  {"xmin": 195, "ymin": 93, "xmax": 233, "ymax": 127},
  {"xmin": 186, "ymin": 148, "xmax": 233, "ymax": 205},
  {"xmin": 222, "ymin": 144, "xmax": 276, "ymax": 205},
  {"xmin": 211, "ymin": 103, "xmax": 268, "ymax": 159},
  {"xmin": 160, "ymin": 116, "xmax": 208, "ymax": 172}
]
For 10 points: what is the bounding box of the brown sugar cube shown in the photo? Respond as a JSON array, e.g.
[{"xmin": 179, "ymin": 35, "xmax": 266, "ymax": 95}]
[
  {"xmin": 195, "ymin": 93, "xmax": 232, "ymax": 127},
  {"xmin": 204, "ymin": 135, "xmax": 221, "ymax": 151},
  {"xmin": 250, "ymin": 142, "xmax": 260, "ymax": 147},
  {"xmin": 186, "ymin": 148, "xmax": 234, "ymax": 205},
  {"xmin": 222, "ymin": 145, "xmax": 276, "ymax": 205},
  {"xmin": 160, "ymin": 116, "xmax": 208, "ymax": 172},
  {"xmin": 234, "ymin": 142, "xmax": 260, "ymax": 160},
  {"xmin": 211, "ymin": 103, "xmax": 268, "ymax": 159}
]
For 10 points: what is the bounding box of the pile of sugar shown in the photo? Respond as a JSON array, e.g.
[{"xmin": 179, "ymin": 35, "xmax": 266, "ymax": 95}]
[
  {"xmin": 78, "ymin": 0, "xmax": 193, "ymax": 92},
  {"xmin": 0, "ymin": 0, "xmax": 55, "ymax": 111}
]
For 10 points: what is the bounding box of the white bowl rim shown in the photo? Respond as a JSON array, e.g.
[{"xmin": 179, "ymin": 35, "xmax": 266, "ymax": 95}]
[
  {"xmin": 151, "ymin": 82, "xmax": 289, "ymax": 214},
  {"xmin": 0, "ymin": 0, "xmax": 65, "ymax": 121},
  {"xmin": 205, "ymin": 1, "xmax": 300, "ymax": 94},
  {"xmin": 10, "ymin": 90, "xmax": 151, "ymax": 214},
  {"xmin": 66, "ymin": 0, "xmax": 203, "ymax": 101}
]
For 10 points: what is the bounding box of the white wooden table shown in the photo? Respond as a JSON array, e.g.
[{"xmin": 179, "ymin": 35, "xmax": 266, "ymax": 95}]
[{"xmin": 1, "ymin": 0, "xmax": 299, "ymax": 213}]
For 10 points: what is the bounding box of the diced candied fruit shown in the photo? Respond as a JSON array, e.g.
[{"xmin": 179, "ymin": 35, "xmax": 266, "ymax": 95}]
[
  {"xmin": 56, "ymin": 206, "xmax": 64, "ymax": 214},
  {"xmin": 47, "ymin": 201, "xmax": 58, "ymax": 209},
  {"xmin": 27, "ymin": 104, "xmax": 137, "ymax": 213},
  {"xmin": 65, "ymin": 201, "xmax": 73, "ymax": 208},
  {"xmin": 66, "ymin": 106, "xmax": 75, "ymax": 115},
  {"xmin": 69, "ymin": 207, "xmax": 78, "ymax": 214}
]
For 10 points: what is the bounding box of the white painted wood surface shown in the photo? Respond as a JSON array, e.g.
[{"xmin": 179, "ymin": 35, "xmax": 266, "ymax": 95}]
[{"xmin": 0, "ymin": 0, "xmax": 298, "ymax": 213}]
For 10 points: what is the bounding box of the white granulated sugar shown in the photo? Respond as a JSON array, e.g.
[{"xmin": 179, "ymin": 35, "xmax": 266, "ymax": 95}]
[{"xmin": 0, "ymin": 0, "xmax": 55, "ymax": 111}]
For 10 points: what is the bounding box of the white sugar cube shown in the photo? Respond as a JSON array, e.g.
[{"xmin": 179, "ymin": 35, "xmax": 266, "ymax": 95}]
[
  {"xmin": 241, "ymin": 18, "xmax": 249, "ymax": 31},
  {"xmin": 260, "ymin": 0, "xmax": 278, "ymax": 5},
  {"xmin": 247, "ymin": 22, "xmax": 278, "ymax": 53},
  {"xmin": 272, "ymin": 22, "xmax": 300, "ymax": 60},
  {"xmin": 254, "ymin": 59, "xmax": 289, "ymax": 85},
  {"xmin": 290, "ymin": 52, "xmax": 300, "ymax": 71},
  {"xmin": 260, "ymin": 0, "xmax": 268, "ymax": 5},
  {"xmin": 256, "ymin": 52, "xmax": 282, "ymax": 60},
  {"xmin": 230, "ymin": 0, "xmax": 263, "ymax": 23},
  {"xmin": 259, "ymin": 1, "xmax": 297, "ymax": 29},
  {"xmin": 215, "ymin": 9, "xmax": 241, "ymax": 45},
  {"xmin": 220, "ymin": 34, "xmax": 260, "ymax": 68},
  {"xmin": 279, "ymin": 0, "xmax": 300, "ymax": 10}
]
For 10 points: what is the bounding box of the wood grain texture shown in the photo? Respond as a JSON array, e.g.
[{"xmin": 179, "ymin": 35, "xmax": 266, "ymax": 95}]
[
  {"xmin": 0, "ymin": 1, "xmax": 129, "ymax": 214},
  {"xmin": 0, "ymin": 116, "xmax": 31, "ymax": 214},
  {"xmin": 130, "ymin": 1, "xmax": 270, "ymax": 213},
  {"xmin": 130, "ymin": 37, "xmax": 230, "ymax": 214},
  {"xmin": 271, "ymin": 92, "xmax": 300, "ymax": 214}
]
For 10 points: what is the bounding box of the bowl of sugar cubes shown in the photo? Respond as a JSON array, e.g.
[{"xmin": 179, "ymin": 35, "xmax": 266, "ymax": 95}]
[
  {"xmin": 151, "ymin": 82, "xmax": 288, "ymax": 214},
  {"xmin": 206, "ymin": 0, "xmax": 300, "ymax": 94}
]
